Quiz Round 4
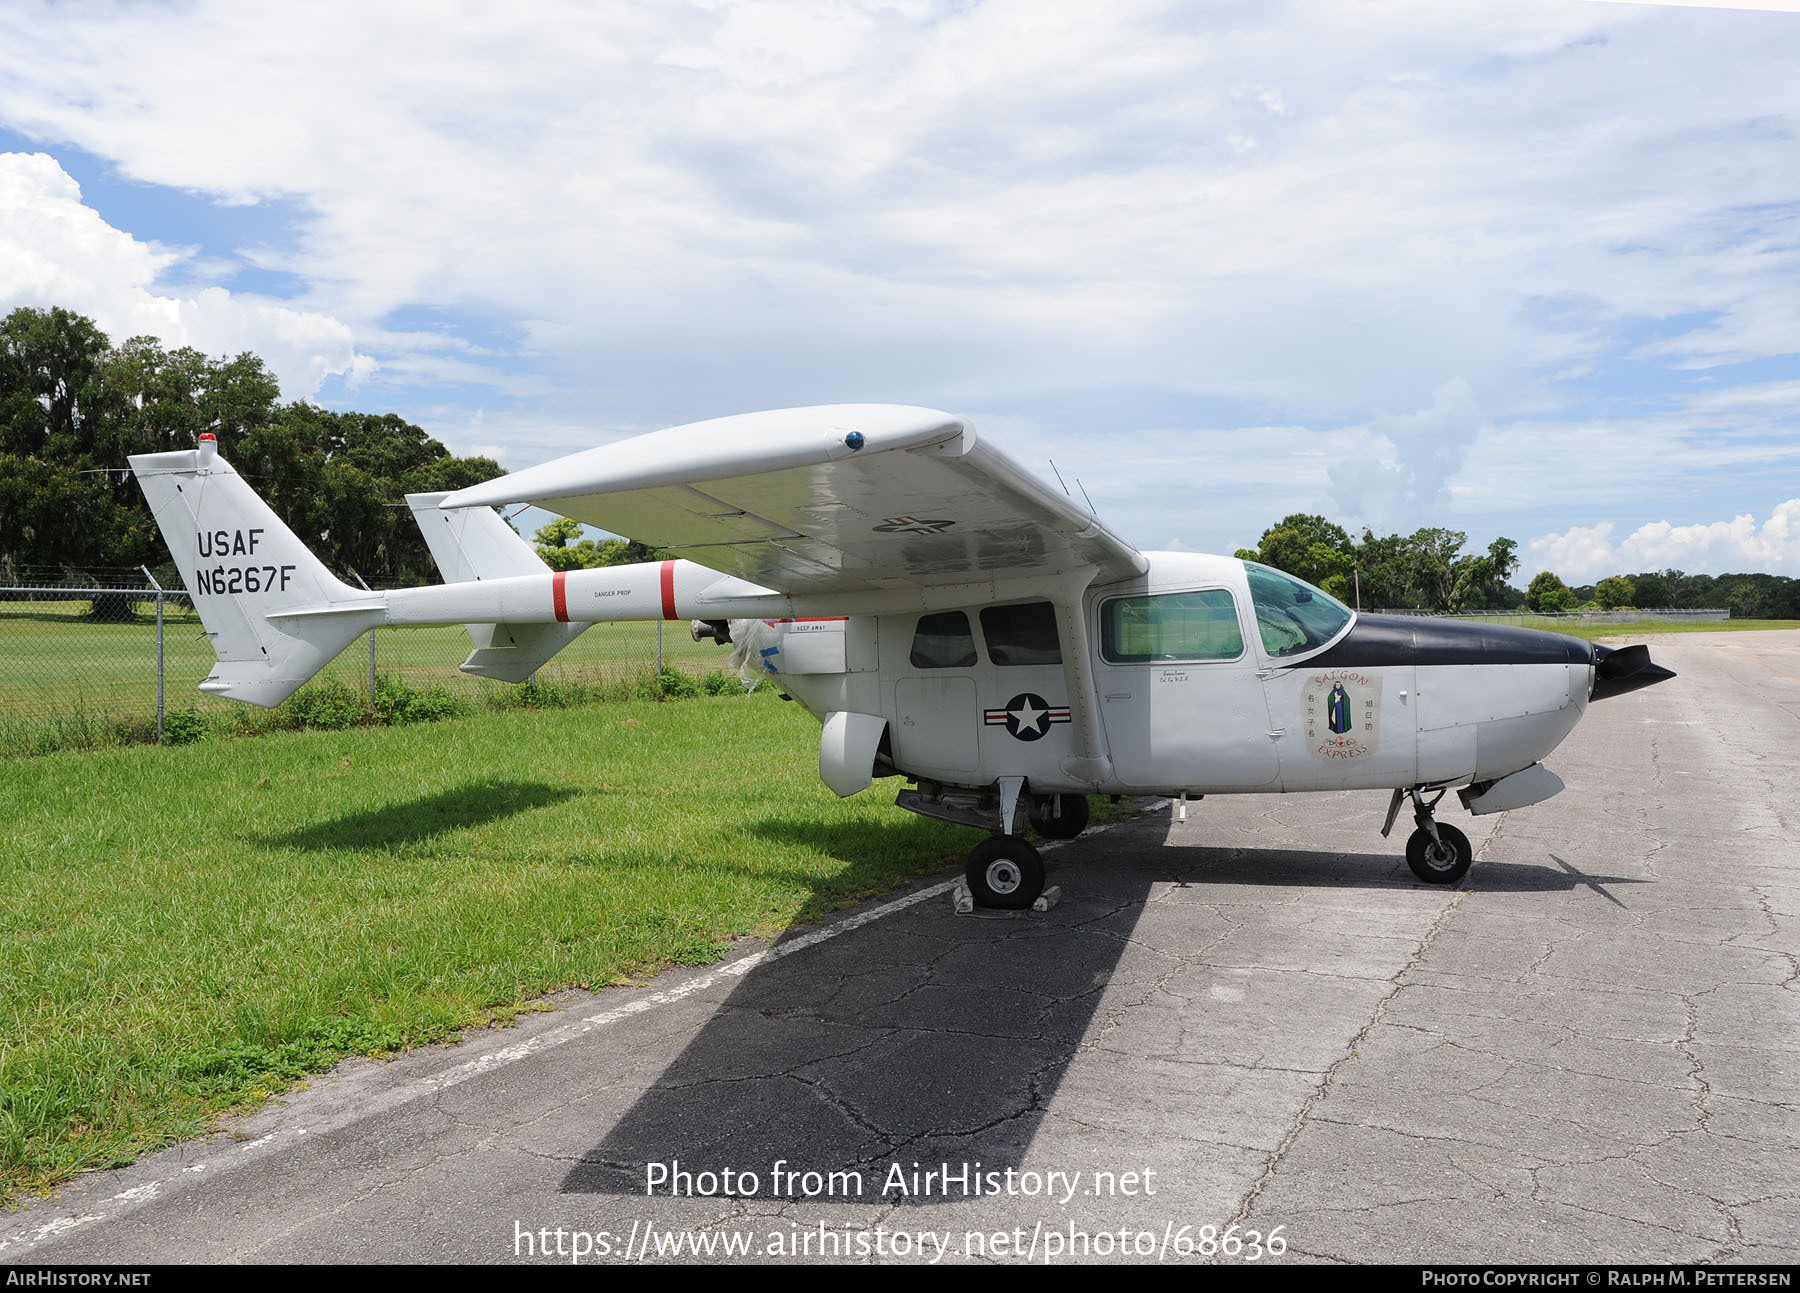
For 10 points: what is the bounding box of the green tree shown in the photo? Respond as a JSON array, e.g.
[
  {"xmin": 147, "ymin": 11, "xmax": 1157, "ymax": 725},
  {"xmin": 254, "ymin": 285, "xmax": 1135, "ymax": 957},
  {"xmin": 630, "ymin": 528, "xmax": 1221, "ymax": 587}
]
[
  {"xmin": 1450, "ymin": 537, "xmax": 1520, "ymax": 611},
  {"xmin": 1351, "ymin": 529, "xmax": 1412, "ymax": 608},
  {"xmin": 534, "ymin": 518, "xmax": 664, "ymax": 570},
  {"xmin": 1526, "ymin": 570, "xmax": 1574, "ymax": 613},
  {"xmin": 534, "ymin": 517, "xmax": 605, "ymax": 570},
  {"xmin": 0, "ymin": 306, "xmax": 112, "ymax": 459},
  {"xmin": 0, "ymin": 306, "xmax": 504, "ymax": 590},
  {"xmin": 1594, "ymin": 576, "xmax": 1636, "ymax": 610},
  {"xmin": 1246, "ymin": 514, "xmax": 1355, "ymax": 589},
  {"xmin": 1400, "ymin": 527, "xmax": 1467, "ymax": 611},
  {"xmin": 1629, "ymin": 571, "xmax": 1671, "ymax": 608}
]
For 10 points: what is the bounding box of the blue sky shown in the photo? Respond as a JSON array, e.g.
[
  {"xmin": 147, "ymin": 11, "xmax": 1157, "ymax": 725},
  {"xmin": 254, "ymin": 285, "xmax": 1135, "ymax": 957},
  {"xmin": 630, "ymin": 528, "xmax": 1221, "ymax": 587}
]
[{"xmin": 2, "ymin": 0, "xmax": 1798, "ymax": 582}]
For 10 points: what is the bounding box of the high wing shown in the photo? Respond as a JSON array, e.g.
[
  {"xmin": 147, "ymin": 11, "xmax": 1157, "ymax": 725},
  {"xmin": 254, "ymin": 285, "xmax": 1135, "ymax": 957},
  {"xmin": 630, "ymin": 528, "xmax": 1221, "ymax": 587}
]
[{"xmin": 441, "ymin": 405, "xmax": 1146, "ymax": 593}]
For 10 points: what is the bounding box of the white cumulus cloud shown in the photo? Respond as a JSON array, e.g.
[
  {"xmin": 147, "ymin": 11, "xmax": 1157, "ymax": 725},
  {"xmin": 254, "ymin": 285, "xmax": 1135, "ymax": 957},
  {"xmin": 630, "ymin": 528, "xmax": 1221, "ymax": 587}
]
[
  {"xmin": 0, "ymin": 151, "xmax": 365, "ymax": 398},
  {"xmin": 1, "ymin": 0, "xmax": 1795, "ymax": 434},
  {"xmin": 1326, "ymin": 379, "xmax": 1486, "ymax": 535},
  {"xmin": 1528, "ymin": 499, "xmax": 1800, "ymax": 581}
]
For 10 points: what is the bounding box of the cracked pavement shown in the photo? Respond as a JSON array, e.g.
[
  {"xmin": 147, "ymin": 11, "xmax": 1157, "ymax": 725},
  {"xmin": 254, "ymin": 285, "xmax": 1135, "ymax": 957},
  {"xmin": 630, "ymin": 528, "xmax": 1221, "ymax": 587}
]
[{"xmin": 6, "ymin": 630, "xmax": 1797, "ymax": 1264}]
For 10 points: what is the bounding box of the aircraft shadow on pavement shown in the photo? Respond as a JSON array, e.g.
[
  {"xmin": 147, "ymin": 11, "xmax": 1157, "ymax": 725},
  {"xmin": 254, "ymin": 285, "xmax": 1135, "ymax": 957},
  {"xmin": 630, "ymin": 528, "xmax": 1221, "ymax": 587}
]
[
  {"xmin": 561, "ymin": 856, "xmax": 1153, "ymax": 1203},
  {"xmin": 561, "ymin": 833, "xmax": 1645, "ymax": 1202},
  {"xmin": 1153, "ymin": 843, "xmax": 1650, "ymax": 896},
  {"xmin": 260, "ymin": 779, "xmax": 580, "ymax": 852}
]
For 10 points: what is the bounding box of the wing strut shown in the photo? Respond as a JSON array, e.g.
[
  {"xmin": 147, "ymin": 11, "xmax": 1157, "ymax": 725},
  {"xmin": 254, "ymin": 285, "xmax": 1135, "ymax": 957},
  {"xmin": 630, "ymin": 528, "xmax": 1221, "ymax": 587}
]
[{"xmin": 1050, "ymin": 574, "xmax": 1113, "ymax": 787}]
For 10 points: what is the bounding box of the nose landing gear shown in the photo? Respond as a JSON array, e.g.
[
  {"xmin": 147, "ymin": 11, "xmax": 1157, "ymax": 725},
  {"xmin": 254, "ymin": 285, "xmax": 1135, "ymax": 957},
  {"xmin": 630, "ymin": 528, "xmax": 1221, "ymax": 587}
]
[{"xmin": 1389, "ymin": 786, "xmax": 1473, "ymax": 884}]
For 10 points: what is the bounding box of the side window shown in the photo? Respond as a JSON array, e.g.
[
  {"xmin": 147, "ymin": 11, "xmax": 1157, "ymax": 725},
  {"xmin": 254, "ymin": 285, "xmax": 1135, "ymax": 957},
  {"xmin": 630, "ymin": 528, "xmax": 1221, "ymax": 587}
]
[
  {"xmin": 979, "ymin": 602, "xmax": 1063, "ymax": 666},
  {"xmin": 909, "ymin": 611, "xmax": 977, "ymax": 669},
  {"xmin": 1100, "ymin": 589, "xmax": 1245, "ymax": 663}
]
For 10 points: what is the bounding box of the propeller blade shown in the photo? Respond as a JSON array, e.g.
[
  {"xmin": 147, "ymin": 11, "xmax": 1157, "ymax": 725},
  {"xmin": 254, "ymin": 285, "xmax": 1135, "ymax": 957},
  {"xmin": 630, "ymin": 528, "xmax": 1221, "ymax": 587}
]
[
  {"xmin": 1590, "ymin": 642, "xmax": 1676, "ymax": 702},
  {"xmin": 1596, "ymin": 643, "xmax": 1651, "ymax": 679}
]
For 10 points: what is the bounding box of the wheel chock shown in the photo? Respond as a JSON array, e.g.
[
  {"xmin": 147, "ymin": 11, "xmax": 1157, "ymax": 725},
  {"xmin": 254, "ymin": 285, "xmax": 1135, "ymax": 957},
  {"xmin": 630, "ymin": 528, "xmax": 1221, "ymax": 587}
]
[{"xmin": 953, "ymin": 880, "xmax": 1059, "ymax": 915}]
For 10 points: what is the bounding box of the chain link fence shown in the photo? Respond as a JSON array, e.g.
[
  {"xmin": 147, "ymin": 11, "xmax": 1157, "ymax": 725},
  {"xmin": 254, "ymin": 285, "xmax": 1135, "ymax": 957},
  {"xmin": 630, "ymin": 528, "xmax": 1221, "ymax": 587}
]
[
  {"xmin": 0, "ymin": 575, "xmax": 1740, "ymax": 755},
  {"xmin": 0, "ymin": 576, "xmax": 734, "ymax": 753}
]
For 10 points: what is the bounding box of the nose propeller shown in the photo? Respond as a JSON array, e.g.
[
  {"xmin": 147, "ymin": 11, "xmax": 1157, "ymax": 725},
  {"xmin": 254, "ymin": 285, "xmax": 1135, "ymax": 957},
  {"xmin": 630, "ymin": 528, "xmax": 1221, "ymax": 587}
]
[{"xmin": 1590, "ymin": 642, "xmax": 1677, "ymax": 702}]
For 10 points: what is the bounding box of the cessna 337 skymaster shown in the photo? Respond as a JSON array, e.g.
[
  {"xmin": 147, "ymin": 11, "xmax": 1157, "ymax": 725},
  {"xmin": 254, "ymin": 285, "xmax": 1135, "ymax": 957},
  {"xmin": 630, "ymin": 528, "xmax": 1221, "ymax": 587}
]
[{"xmin": 130, "ymin": 404, "xmax": 1673, "ymax": 908}]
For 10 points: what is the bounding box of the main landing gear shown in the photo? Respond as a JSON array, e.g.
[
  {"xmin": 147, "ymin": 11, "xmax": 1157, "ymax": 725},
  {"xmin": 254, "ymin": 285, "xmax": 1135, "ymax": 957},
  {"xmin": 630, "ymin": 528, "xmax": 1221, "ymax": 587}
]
[
  {"xmin": 899, "ymin": 778, "xmax": 1091, "ymax": 909},
  {"xmin": 1027, "ymin": 792, "xmax": 1090, "ymax": 840},
  {"xmin": 1385, "ymin": 786, "xmax": 1473, "ymax": 885},
  {"xmin": 960, "ymin": 787, "xmax": 1091, "ymax": 909},
  {"xmin": 965, "ymin": 836, "xmax": 1046, "ymax": 910}
]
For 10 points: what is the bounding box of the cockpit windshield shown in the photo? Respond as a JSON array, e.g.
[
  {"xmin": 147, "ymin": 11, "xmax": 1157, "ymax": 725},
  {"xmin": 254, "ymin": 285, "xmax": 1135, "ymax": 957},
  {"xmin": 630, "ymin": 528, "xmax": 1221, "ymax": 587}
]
[{"xmin": 1242, "ymin": 561, "xmax": 1354, "ymax": 658}]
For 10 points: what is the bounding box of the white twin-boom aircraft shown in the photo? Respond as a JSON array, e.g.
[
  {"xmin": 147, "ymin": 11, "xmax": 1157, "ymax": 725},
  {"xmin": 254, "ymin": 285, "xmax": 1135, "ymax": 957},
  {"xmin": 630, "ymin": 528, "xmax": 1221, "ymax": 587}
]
[{"xmin": 130, "ymin": 405, "xmax": 1673, "ymax": 908}]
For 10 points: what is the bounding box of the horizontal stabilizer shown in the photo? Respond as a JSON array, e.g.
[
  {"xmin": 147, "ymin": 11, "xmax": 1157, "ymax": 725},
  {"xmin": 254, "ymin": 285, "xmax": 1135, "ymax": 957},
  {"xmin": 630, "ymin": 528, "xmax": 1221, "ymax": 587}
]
[
  {"xmin": 457, "ymin": 623, "xmax": 589, "ymax": 682},
  {"xmin": 265, "ymin": 603, "xmax": 386, "ymax": 621}
]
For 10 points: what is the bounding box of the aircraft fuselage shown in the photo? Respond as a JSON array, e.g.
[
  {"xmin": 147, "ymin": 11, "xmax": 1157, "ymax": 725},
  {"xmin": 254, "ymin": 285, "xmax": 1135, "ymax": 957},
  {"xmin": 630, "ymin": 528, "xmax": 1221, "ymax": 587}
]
[{"xmin": 750, "ymin": 552, "xmax": 1597, "ymax": 799}]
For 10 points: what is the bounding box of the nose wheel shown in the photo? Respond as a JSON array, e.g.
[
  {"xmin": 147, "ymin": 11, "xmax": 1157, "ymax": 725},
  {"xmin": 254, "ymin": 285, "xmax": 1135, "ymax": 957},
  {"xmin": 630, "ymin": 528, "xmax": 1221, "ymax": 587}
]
[
  {"xmin": 1399, "ymin": 786, "xmax": 1473, "ymax": 884},
  {"xmin": 965, "ymin": 836, "xmax": 1046, "ymax": 910},
  {"xmin": 1406, "ymin": 823, "xmax": 1472, "ymax": 884}
]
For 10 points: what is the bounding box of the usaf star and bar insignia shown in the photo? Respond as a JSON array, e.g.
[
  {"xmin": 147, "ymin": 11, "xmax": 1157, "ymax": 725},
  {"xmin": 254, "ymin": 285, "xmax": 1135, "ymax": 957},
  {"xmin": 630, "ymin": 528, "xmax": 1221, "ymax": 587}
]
[{"xmin": 984, "ymin": 692, "xmax": 1072, "ymax": 742}]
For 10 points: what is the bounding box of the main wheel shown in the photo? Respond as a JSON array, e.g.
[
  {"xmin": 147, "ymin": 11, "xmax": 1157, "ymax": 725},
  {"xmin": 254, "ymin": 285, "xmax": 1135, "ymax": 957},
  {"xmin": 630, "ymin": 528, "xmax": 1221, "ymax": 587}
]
[
  {"xmin": 1405, "ymin": 823, "xmax": 1472, "ymax": 884},
  {"xmin": 1028, "ymin": 793, "xmax": 1091, "ymax": 840},
  {"xmin": 965, "ymin": 836, "xmax": 1046, "ymax": 910}
]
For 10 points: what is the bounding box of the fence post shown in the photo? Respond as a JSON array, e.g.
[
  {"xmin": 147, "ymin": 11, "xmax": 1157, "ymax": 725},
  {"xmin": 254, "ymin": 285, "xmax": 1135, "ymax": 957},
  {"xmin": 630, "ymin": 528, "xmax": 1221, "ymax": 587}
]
[
  {"xmin": 142, "ymin": 567, "xmax": 165, "ymax": 744},
  {"xmin": 656, "ymin": 620, "xmax": 664, "ymax": 675},
  {"xmin": 351, "ymin": 570, "xmax": 376, "ymax": 710}
]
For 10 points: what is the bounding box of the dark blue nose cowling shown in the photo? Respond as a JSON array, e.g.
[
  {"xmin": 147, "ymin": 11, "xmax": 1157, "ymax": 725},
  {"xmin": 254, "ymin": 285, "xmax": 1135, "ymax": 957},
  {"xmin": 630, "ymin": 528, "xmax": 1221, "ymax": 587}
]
[
  {"xmin": 1590, "ymin": 642, "xmax": 1677, "ymax": 702},
  {"xmin": 1287, "ymin": 614, "xmax": 1675, "ymax": 704}
]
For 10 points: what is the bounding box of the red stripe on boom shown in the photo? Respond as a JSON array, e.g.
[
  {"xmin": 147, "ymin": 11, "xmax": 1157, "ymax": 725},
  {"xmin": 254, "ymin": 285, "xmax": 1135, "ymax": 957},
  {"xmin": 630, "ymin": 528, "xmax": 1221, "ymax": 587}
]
[
  {"xmin": 552, "ymin": 570, "xmax": 569, "ymax": 622},
  {"xmin": 660, "ymin": 560, "xmax": 677, "ymax": 620}
]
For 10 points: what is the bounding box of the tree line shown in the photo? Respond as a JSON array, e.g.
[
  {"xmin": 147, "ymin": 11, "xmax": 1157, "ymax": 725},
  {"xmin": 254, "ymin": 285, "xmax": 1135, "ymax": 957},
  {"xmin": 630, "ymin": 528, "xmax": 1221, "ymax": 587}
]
[
  {"xmin": 1234, "ymin": 514, "xmax": 1522, "ymax": 612},
  {"xmin": 4, "ymin": 305, "xmax": 1794, "ymax": 619},
  {"xmin": 0, "ymin": 306, "xmax": 503, "ymax": 604},
  {"xmin": 1238, "ymin": 514, "xmax": 1799, "ymax": 619}
]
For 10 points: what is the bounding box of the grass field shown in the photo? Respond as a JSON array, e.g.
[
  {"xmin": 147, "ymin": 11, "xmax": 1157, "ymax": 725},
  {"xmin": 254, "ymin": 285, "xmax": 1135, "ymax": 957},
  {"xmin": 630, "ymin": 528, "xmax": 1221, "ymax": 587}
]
[
  {"xmin": 0, "ymin": 599, "xmax": 729, "ymax": 752},
  {"xmin": 1469, "ymin": 615, "xmax": 1797, "ymax": 640},
  {"xmin": 0, "ymin": 690, "xmax": 986, "ymax": 1203}
]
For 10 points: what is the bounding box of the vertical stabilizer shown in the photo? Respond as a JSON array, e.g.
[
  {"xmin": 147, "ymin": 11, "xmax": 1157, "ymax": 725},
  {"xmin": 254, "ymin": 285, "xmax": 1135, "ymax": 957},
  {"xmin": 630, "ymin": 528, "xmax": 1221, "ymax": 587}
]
[
  {"xmin": 405, "ymin": 493, "xmax": 588, "ymax": 681},
  {"xmin": 129, "ymin": 440, "xmax": 383, "ymax": 705}
]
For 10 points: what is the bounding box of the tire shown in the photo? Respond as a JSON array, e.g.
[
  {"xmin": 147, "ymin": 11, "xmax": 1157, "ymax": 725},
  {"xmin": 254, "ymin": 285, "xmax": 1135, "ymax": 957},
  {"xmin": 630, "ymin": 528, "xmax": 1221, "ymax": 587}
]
[
  {"xmin": 1406, "ymin": 823, "xmax": 1472, "ymax": 884},
  {"xmin": 965, "ymin": 836, "xmax": 1046, "ymax": 910},
  {"xmin": 1029, "ymin": 794, "xmax": 1090, "ymax": 841}
]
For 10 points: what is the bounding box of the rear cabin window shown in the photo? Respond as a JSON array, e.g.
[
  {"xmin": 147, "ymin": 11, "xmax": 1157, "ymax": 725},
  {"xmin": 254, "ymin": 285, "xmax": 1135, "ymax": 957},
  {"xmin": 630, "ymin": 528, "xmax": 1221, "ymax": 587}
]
[
  {"xmin": 909, "ymin": 611, "xmax": 978, "ymax": 669},
  {"xmin": 1100, "ymin": 589, "xmax": 1245, "ymax": 663},
  {"xmin": 979, "ymin": 602, "xmax": 1063, "ymax": 666}
]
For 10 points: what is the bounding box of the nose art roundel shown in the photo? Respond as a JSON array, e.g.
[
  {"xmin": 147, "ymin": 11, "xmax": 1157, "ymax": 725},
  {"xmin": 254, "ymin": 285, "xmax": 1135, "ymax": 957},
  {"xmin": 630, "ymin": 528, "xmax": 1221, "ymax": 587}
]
[{"xmin": 984, "ymin": 693, "xmax": 1073, "ymax": 742}]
